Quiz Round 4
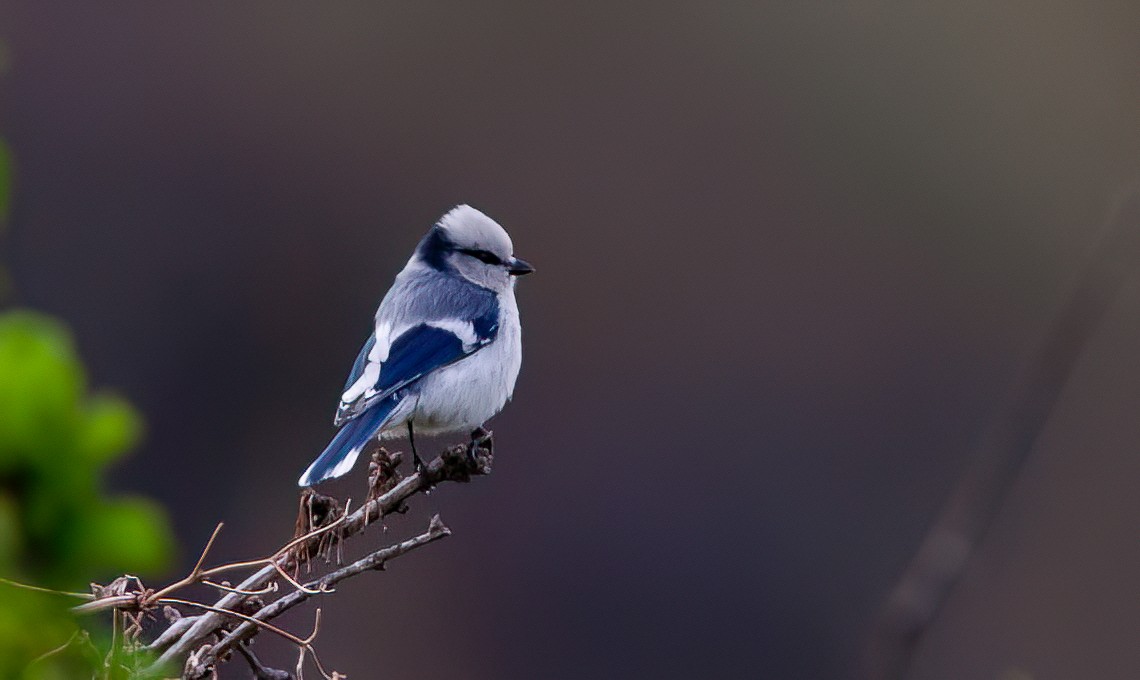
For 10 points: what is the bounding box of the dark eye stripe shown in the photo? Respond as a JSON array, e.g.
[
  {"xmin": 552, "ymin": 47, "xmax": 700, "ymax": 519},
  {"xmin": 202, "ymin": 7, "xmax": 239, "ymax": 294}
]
[{"xmin": 460, "ymin": 248, "xmax": 502, "ymax": 265}]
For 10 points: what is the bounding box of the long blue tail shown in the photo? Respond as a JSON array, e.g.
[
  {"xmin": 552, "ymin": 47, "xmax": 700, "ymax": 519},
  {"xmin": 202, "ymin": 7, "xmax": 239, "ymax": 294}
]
[{"xmin": 298, "ymin": 397, "xmax": 399, "ymax": 486}]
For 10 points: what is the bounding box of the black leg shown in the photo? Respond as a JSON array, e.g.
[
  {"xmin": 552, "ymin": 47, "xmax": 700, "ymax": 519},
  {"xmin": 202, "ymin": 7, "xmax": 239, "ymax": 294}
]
[
  {"xmin": 467, "ymin": 426, "xmax": 489, "ymax": 464},
  {"xmin": 470, "ymin": 426, "xmax": 488, "ymax": 445},
  {"xmin": 407, "ymin": 420, "xmax": 425, "ymax": 473}
]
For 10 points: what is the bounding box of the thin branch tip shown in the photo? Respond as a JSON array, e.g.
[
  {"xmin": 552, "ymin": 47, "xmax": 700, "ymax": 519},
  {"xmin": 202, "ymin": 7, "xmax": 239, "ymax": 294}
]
[{"xmin": 428, "ymin": 513, "xmax": 451, "ymax": 537}]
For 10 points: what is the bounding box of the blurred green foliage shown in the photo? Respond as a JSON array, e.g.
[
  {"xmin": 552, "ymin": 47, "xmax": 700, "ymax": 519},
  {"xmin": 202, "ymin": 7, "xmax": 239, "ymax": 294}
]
[
  {"xmin": 0, "ymin": 137, "xmax": 10, "ymax": 224},
  {"xmin": 0, "ymin": 313, "xmax": 175, "ymax": 677},
  {"xmin": 0, "ymin": 138, "xmax": 10, "ymax": 300},
  {"xmin": 0, "ymin": 53, "xmax": 171, "ymax": 678}
]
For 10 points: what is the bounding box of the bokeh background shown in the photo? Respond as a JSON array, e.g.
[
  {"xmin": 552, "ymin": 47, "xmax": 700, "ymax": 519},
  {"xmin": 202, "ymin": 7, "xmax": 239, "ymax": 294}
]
[{"xmin": 2, "ymin": 2, "xmax": 1139, "ymax": 678}]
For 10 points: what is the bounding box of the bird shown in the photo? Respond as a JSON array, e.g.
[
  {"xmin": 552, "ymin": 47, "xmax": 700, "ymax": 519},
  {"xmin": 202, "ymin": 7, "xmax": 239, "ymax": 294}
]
[{"xmin": 298, "ymin": 205, "xmax": 533, "ymax": 487}]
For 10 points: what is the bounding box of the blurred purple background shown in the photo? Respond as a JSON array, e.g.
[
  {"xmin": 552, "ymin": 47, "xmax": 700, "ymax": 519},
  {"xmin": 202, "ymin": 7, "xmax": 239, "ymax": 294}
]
[{"xmin": 2, "ymin": 2, "xmax": 1139, "ymax": 678}]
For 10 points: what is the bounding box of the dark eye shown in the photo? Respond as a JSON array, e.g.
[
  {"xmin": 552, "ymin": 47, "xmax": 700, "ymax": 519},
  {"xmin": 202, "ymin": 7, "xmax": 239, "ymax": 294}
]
[{"xmin": 460, "ymin": 248, "xmax": 502, "ymax": 265}]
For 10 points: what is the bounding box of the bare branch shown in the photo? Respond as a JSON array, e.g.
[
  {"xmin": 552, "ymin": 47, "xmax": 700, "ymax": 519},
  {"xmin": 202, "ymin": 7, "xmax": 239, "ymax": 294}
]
[
  {"xmin": 235, "ymin": 643, "xmax": 292, "ymax": 680},
  {"xmin": 60, "ymin": 439, "xmax": 489, "ymax": 678},
  {"xmin": 201, "ymin": 580, "xmax": 278, "ymax": 596},
  {"xmin": 73, "ymin": 594, "xmax": 139, "ymax": 615},
  {"xmin": 192, "ymin": 514, "xmax": 452, "ymax": 672},
  {"xmin": 157, "ymin": 598, "xmax": 313, "ymax": 647},
  {"xmin": 76, "ymin": 575, "xmax": 151, "ymax": 615},
  {"xmin": 116, "ymin": 523, "xmax": 224, "ymax": 610},
  {"xmin": 143, "ymin": 438, "xmax": 490, "ymax": 675},
  {"xmin": 148, "ymin": 615, "xmax": 199, "ymax": 652},
  {"xmin": 0, "ymin": 576, "xmax": 93, "ymax": 601},
  {"xmin": 197, "ymin": 499, "xmax": 354, "ymax": 583}
]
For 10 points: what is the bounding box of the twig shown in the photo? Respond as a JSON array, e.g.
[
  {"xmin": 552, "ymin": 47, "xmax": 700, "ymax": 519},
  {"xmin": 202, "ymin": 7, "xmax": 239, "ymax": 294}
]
[
  {"xmin": 29, "ymin": 630, "xmax": 84, "ymax": 665},
  {"xmin": 192, "ymin": 514, "xmax": 452, "ymax": 673},
  {"xmin": 149, "ymin": 615, "xmax": 199, "ymax": 651},
  {"xmin": 104, "ymin": 608, "xmax": 121, "ymax": 680},
  {"xmin": 166, "ymin": 600, "xmax": 339, "ymax": 680},
  {"xmin": 73, "ymin": 594, "xmax": 139, "ymax": 615},
  {"xmin": 235, "ymin": 643, "xmax": 292, "ymax": 680},
  {"xmin": 157, "ymin": 598, "xmax": 313, "ymax": 647},
  {"xmin": 147, "ymin": 440, "xmax": 490, "ymax": 674},
  {"xmin": 141, "ymin": 506, "xmax": 351, "ymax": 611},
  {"xmin": 145, "ymin": 522, "xmax": 225, "ymax": 604},
  {"xmin": 0, "ymin": 576, "xmax": 93, "ymax": 600},
  {"xmin": 201, "ymin": 579, "xmax": 278, "ymax": 596},
  {"xmin": 864, "ymin": 188, "xmax": 1140, "ymax": 679},
  {"xmin": 57, "ymin": 441, "xmax": 487, "ymax": 676},
  {"xmin": 195, "ymin": 501, "xmax": 353, "ymax": 583}
]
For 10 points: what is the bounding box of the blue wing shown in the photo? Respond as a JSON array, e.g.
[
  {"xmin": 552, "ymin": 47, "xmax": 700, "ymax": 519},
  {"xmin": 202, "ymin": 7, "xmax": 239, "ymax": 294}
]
[
  {"xmin": 352, "ymin": 321, "xmax": 496, "ymax": 418},
  {"xmin": 376, "ymin": 323, "xmax": 488, "ymax": 397},
  {"xmin": 336, "ymin": 302, "xmax": 500, "ymax": 427},
  {"xmin": 301, "ymin": 280, "xmax": 500, "ymax": 486},
  {"xmin": 342, "ymin": 333, "xmax": 377, "ymax": 393},
  {"xmin": 299, "ymin": 394, "xmax": 399, "ymax": 486},
  {"xmin": 301, "ymin": 321, "xmax": 497, "ymax": 487}
]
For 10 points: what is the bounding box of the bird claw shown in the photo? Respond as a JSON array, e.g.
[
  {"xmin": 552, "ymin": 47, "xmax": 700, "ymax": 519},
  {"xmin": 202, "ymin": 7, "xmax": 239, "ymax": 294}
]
[{"xmin": 465, "ymin": 428, "xmax": 493, "ymax": 471}]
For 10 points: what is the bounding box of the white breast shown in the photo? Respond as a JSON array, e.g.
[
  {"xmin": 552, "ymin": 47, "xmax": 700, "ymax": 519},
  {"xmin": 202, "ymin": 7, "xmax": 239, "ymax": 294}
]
[{"xmin": 401, "ymin": 289, "xmax": 523, "ymax": 436}]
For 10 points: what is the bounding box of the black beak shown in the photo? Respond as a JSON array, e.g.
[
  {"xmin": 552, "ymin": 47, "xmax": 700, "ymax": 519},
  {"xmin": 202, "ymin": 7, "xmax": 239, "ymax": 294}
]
[{"xmin": 508, "ymin": 257, "xmax": 535, "ymax": 276}]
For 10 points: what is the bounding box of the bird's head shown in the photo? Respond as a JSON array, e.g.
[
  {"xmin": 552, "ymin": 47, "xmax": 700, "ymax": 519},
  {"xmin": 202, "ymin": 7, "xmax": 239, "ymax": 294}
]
[{"xmin": 414, "ymin": 205, "xmax": 534, "ymax": 292}]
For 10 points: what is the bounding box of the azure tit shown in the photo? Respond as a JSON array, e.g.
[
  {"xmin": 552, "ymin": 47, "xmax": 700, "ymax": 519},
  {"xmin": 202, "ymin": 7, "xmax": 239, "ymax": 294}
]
[{"xmin": 298, "ymin": 205, "xmax": 533, "ymax": 486}]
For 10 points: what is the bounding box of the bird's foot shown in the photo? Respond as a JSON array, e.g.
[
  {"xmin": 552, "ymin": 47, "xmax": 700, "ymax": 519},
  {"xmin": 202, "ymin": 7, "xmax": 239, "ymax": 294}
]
[
  {"xmin": 465, "ymin": 428, "xmax": 493, "ymax": 470},
  {"xmin": 411, "ymin": 451, "xmax": 436, "ymax": 494},
  {"xmin": 469, "ymin": 426, "xmax": 492, "ymax": 454}
]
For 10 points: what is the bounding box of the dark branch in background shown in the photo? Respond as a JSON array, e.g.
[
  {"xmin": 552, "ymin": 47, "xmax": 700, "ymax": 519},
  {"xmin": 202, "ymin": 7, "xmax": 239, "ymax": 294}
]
[
  {"xmin": 864, "ymin": 189, "xmax": 1140, "ymax": 680},
  {"xmin": 64, "ymin": 432, "xmax": 494, "ymax": 679}
]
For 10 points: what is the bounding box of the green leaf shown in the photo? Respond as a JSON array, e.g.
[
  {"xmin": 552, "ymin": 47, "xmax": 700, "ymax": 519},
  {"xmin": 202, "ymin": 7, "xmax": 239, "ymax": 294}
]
[
  {"xmin": 76, "ymin": 394, "xmax": 143, "ymax": 465},
  {"xmin": 0, "ymin": 312, "xmax": 85, "ymax": 468},
  {"xmin": 0, "ymin": 306, "xmax": 174, "ymax": 674},
  {"xmin": 69, "ymin": 498, "xmax": 173, "ymax": 578}
]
